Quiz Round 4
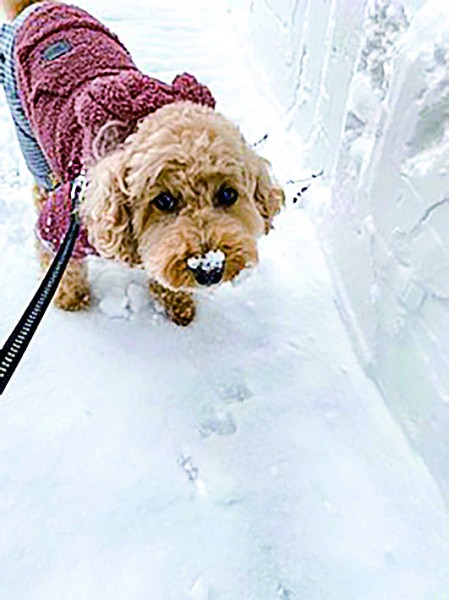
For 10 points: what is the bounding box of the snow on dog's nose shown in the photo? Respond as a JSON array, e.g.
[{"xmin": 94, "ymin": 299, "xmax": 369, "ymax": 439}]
[{"xmin": 187, "ymin": 250, "xmax": 226, "ymax": 286}]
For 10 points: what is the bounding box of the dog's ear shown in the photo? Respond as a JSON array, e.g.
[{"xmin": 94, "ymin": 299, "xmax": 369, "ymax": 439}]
[
  {"xmin": 80, "ymin": 149, "xmax": 141, "ymax": 267},
  {"xmin": 250, "ymin": 155, "xmax": 285, "ymax": 234}
]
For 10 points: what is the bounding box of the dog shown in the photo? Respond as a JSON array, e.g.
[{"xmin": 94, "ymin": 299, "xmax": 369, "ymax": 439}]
[{"xmin": 1, "ymin": 0, "xmax": 284, "ymax": 326}]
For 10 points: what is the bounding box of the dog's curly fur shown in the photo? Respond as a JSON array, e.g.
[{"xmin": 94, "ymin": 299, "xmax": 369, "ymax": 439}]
[{"xmin": 41, "ymin": 101, "xmax": 283, "ymax": 325}]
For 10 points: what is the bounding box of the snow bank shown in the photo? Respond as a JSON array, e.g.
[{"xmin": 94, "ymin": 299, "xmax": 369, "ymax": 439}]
[{"xmin": 236, "ymin": 0, "xmax": 449, "ymax": 501}]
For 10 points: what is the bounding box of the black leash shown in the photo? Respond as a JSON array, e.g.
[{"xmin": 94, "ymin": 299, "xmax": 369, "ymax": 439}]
[{"xmin": 0, "ymin": 174, "xmax": 87, "ymax": 396}]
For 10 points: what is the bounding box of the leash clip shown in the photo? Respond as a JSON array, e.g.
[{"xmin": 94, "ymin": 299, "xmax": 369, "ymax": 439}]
[{"xmin": 70, "ymin": 171, "xmax": 88, "ymax": 218}]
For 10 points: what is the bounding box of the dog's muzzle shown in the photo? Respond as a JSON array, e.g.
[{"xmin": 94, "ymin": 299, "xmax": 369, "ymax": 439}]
[{"xmin": 187, "ymin": 250, "xmax": 226, "ymax": 286}]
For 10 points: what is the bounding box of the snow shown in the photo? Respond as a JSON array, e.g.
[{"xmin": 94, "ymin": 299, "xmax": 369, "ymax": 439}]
[
  {"xmin": 187, "ymin": 250, "xmax": 226, "ymax": 274},
  {"xmin": 1, "ymin": 0, "xmax": 449, "ymax": 598}
]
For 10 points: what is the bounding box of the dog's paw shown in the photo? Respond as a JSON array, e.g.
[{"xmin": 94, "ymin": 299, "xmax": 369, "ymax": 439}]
[
  {"xmin": 54, "ymin": 288, "xmax": 91, "ymax": 312},
  {"xmin": 165, "ymin": 293, "xmax": 196, "ymax": 327},
  {"xmin": 149, "ymin": 280, "xmax": 196, "ymax": 326}
]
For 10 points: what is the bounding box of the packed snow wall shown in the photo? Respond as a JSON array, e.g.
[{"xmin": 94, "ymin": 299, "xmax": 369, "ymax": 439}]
[{"xmin": 228, "ymin": 0, "xmax": 449, "ymax": 501}]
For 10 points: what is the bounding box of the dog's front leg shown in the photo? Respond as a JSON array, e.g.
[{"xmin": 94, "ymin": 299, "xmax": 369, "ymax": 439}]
[
  {"xmin": 149, "ymin": 280, "xmax": 196, "ymax": 326},
  {"xmin": 37, "ymin": 243, "xmax": 90, "ymax": 311}
]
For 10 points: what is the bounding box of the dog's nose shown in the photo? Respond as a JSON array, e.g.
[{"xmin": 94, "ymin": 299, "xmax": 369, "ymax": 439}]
[
  {"xmin": 192, "ymin": 265, "xmax": 224, "ymax": 286},
  {"xmin": 187, "ymin": 250, "xmax": 226, "ymax": 286}
]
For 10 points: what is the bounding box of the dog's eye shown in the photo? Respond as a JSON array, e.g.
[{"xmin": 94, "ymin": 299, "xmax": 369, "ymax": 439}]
[
  {"xmin": 153, "ymin": 192, "xmax": 177, "ymax": 212},
  {"xmin": 216, "ymin": 186, "xmax": 238, "ymax": 207}
]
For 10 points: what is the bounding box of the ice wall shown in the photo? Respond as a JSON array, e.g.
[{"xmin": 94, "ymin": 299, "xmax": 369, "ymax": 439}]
[{"xmin": 230, "ymin": 0, "xmax": 449, "ymax": 501}]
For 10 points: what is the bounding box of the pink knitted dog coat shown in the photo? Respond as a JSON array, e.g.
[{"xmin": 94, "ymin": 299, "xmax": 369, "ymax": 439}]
[{"xmin": 14, "ymin": 2, "xmax": 216, "ymax": 257}]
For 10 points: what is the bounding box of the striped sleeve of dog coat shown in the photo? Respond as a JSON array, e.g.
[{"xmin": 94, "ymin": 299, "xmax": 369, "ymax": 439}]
[{"xmin": 0, "ymin": 6, "xmax": 55, "ymax": 190}]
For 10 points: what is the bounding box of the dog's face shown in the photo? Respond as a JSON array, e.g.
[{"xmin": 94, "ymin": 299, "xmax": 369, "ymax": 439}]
[{"xmin": 82, "ymin": 102, "xmax": 284, "ymax": 291}]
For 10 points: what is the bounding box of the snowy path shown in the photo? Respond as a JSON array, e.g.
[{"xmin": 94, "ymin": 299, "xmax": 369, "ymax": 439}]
[{"xmin": 1, "ymin": 1, "xmax": 449, "ymax": 598}]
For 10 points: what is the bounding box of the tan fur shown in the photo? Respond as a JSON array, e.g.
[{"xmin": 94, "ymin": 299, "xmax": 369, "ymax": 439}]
[
  {"xmin": 32, "ymin": 183, "xmax": 46, "ymax": 210},
  {"xmin": 37, "ymin": 243, "xmax": 90, "ymax": 311},
  {"xmin": 33, "ymin": 183, "xmax": 90, "ymax": 311},
  {"xmin": 149, "ymin": 280, "xmax": 196, "ymax": 327},
  {"xmin": 36, "ymin": 101, "xmax": 284, "ymax": 324},
  {"xmin": 1, "ymin": 0, "xmax": 49, "ymax": 20}
]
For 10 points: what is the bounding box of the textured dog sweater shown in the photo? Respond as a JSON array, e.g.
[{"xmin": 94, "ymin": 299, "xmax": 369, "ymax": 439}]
[{"xmin": 10, "ymin": 2, "xmax": 216, "ymax": 257}]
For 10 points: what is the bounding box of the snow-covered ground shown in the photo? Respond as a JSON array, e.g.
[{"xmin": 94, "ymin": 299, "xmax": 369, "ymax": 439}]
[{"xmin": 1, "ymin": 1, "xmax": 449, "ymax": 598}]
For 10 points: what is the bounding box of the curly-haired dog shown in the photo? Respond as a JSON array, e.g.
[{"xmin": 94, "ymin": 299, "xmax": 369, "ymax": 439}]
[{"xmin": 1, "ymin": 0, "xmax": 284, "ymax": 325}]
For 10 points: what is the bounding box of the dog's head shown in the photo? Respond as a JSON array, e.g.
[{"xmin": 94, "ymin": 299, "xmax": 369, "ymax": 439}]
[{"xmin": 81, "ymin": 102, "xmax": 284, "ymax": 290}]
